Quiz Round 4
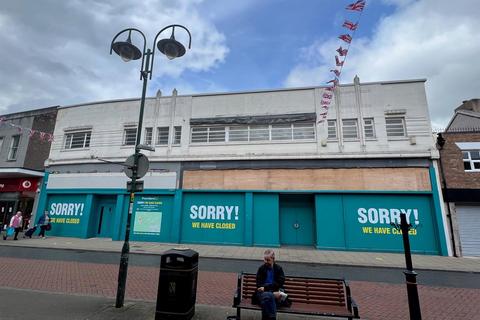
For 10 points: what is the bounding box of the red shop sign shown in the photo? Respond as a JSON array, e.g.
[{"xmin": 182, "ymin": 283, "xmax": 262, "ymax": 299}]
[{"xmin": 0, "ymin": 178, "xmax": 39, "ymax": 192}]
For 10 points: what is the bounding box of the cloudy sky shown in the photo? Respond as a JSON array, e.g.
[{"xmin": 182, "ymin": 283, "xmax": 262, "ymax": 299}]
[{"xmin": 1, "ymin": 0, "xmax": 479, "ymax": 128}]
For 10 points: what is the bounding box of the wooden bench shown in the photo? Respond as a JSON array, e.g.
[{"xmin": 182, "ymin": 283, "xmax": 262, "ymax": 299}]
[{"xmin": 228, "ymin": 272, "xmax": 359, "ymax": 320}]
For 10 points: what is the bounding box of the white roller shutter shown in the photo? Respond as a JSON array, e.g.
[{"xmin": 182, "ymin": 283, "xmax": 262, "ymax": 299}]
[{"xmin": 457, "ymin": 206, "xmax": 480, "ymax": 257}]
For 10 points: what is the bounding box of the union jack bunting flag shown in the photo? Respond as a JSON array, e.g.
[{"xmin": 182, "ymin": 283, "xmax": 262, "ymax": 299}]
[
  {"xmin": 319, "ymin": 111, "xmax": 328, "ymax": 116},
  {"xmin": 346, "ymin": 0, "xmax": 366, "ymax": 12},
  {"xmin": 330, "ymin": 69, "xmax": 341, "ymax": 77},
  {"xmin": 39, "ymin": 132, "xmax": 46, "ymax": 141},
  {"xmin": 342, "ymin": 20, "xmax": 358, "ymax": 31},
  {"xmin": 48, "ymin": 133, "xmax": 55, "ymax": 142},
  {"xmin": 335, "ymin": 56, "xmax": 344, "ymax": 67},
  {"xmin": 28, "ymin": 129, "xmax": 36, "ymax": 137},
  {"xmin": 321, "ymin": 99, "xmax": 331, "ymax": 105},
  {"xmin": 325, "ymin": 86, "xmax": 335, "ymax": 92},
  {"xmin": 323, "ymin": 93, "xmax": 333, "ymax": 99},
  {"xmin": 336, "ymin": 46, "xmax": 348, "ymax": 56},
  {"xmin": 338, "ymin": 34, "xmax": 352, "ymax": 44}
]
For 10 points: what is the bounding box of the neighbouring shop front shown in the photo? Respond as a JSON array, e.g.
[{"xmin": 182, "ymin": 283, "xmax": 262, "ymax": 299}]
[{"xmin": 0, "ymin": 177, "xmax": 41, "ymax": 229}]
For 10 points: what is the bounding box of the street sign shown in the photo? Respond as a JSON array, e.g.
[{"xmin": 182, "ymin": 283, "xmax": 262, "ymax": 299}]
[
  {"xmin": 127, "ymin": 180, "xmax": 144, "ymax": 192},
  {"xmin": 124, "ymin": 154, "xmax": 149, "ymax": 179}
]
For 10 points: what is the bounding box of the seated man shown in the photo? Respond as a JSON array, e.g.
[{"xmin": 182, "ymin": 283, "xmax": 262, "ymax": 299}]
[{"xmin": 252, "ymin": 249, "xmax": 290, "ymax": 320}]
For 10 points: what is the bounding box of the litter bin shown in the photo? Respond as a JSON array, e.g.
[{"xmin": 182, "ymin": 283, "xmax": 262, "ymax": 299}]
[{"xmin": 155, "ymin": 248, "xmax": 199, "ymax": 320}]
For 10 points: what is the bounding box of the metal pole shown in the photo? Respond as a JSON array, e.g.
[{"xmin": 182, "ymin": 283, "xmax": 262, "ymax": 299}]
[
  {"xmin": 115, "ymin": 49, "xmax": 151, "ymax": 308},
  {"xmin": 400, "ymin": 213, "xmax": 422, "ymax": 320}
]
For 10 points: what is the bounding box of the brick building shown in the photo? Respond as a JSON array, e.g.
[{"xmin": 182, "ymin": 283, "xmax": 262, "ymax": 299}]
[
  {"xmin": 0, "ymin": 107, "xmax": 58, "ymax": 229},
  {"xmin": 438, "ymin": 99, "xmax": 480, "ymax": 256}
]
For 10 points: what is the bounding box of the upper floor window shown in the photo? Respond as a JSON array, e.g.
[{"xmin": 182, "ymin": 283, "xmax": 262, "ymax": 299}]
[
  {"xmin": 293, "ymin": 123, "xmax": 315, "ymax": 140},
  {"xmin": 173, "ymin": 126, "xmax": 182, "ymax": 145},
  {"xmin": 386, "ymin": 117, "xmax": 406, "ymax": 137},
  {"xmin": 327, "ymin": 120, "xmax": 337, "ymax": 140},
  {"xmin": 0, "ymin": 137, "xmax": 4, "ymax": 154},
  {"xmin": 8, "ymin": 135, "xmax": 20, "ymax": 160},
  {"xmin": 64, "ymin": 131, "xmax": 91, "ymax": 149},
  {"xmin": 144, "ymin": 127, "xmax": 153, "ymax": 145},
  {"xmin": 342, "ymin": 119, "xmax": 358, "ymax": 140},
  {"xmin": 190, "ymin": 123, "xmax": 315, "ymax": 144},
  {"xmin": 249, "ymin": 125, "xmax": 269, "ymax": 141},
  {"xmin": 157, "ymin": 127, "xmax": 169, "ymax": 145},
  {"xmin": 229, "ymin": 126, "xmax": 249, "ymax": 142},
  {"xmin": 364, "ymin": 118, "xmax": 376, "ymax": 139},
  {"xmin": 463, "ymin": 151, "xmax": 480, "ymax": 172},
  {"xmin": 123, "ymin": 127, "xmax": 137, "ymax": 146}
]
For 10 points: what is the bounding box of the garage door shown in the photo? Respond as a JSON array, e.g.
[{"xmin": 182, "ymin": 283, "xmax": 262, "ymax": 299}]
[{"xmin": 456, "ymin": 206, "xmax": 480, "ymax": 257}]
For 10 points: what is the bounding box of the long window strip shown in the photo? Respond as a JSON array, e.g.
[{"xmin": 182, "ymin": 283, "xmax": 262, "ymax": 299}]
[{"xmin": 271, "ymin": 124, "xmax": 292, "ymax": 141}]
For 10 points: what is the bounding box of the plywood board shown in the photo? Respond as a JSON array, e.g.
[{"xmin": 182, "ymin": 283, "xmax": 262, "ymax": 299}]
[{"xmin": 183, "ymin": 168, "xmax": 431, "ymax": 191}]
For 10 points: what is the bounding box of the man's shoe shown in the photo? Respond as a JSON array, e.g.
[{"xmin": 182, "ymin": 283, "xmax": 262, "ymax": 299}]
[{"xmin": 13, "ymin": 238, "xmax": 18, "ymax": 241}]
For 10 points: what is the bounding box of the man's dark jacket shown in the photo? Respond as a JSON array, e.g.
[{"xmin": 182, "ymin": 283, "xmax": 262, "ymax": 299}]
[{"xmin": 251, "ymin": 263, "xmax": 285, "ymax": 304}]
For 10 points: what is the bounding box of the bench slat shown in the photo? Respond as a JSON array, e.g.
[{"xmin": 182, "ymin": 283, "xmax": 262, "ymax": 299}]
[{"xmin": 236, "ymin": 273, "xmax": 357, "ymax": 318}]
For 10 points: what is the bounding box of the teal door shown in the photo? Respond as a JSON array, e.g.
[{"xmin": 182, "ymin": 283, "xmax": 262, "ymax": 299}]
[
  {"xmin": 96, "ymin": 199, "xmax": 115, "ymax": 238},
  {"xmin": 280, "ymin": 195, "xmax": 315, "ymax": 246}
]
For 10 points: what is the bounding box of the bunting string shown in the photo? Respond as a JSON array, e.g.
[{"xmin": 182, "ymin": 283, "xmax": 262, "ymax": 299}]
[
  {"xmin": 318, "ymin": 0, "xmax": 367, "ymax": 123},
  {"xmin": 0, "ymin": 116, "xmax": 54, "ymax": 142}
]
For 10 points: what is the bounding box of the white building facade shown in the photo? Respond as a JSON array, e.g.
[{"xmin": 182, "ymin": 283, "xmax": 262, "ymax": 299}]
[{"xmin": 36, "ymin": 77, "xmax": 450, "ymax": 255}]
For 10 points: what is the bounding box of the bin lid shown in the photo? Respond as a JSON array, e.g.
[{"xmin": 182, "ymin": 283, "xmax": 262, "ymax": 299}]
[{"xmin": 162, "ymin": 248, "xmax": 199, "ymax": 258}]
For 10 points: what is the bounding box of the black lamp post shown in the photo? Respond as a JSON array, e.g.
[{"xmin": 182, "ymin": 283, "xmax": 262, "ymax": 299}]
[{"xmin": 110, "ymin": 25, "xmax": 192, "ymax": 308}]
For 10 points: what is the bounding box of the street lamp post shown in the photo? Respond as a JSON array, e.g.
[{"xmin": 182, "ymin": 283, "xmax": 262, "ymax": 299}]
[{"xmin": 109, "ymin": 25, "xmax": 191, "ymax": 308}]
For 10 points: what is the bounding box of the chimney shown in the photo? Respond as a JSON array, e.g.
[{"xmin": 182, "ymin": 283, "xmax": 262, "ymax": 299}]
[{"xmin": 456, "ymin": 99, "xmax": 480, "ymax": 113}]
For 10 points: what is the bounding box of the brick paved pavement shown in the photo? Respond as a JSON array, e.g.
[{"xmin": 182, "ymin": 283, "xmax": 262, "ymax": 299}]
[{"xmin": 1, "ymin": 256, "xmax": 480, "ymax": 319}]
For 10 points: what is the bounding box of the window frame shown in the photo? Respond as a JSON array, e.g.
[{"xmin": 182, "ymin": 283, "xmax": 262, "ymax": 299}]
[
  {"xmin": 123, "ymin": 127, "xmax": 137, "ymax": 146},
  {"xmin": 463, "ymin": 150, "xmax": 480, "ymax": 172},
  {"xmin": 342, "ymin": 118, "xmax": 359, "ymax": 140},
  {"xmin": 7, "ymin": 135, "xmax": 21, "ymax": 160},
  {"xmin": 64, "ymin": 130, "xmax": 92, "ymax": 150},
  {"xmin": 155, "ymin": 126, "xmax": 169, "ymax": 146},
  {"xmin": 386, "ymin": 117, "xmax": 407, "ymax": 138},
  {"xmin": 173, "ymin": 126, "xmax": 182, "ymax": 145},
  {"xmin": 144, "ymin": 127, "xmax": 153, "ymax": 146},
  {"xmin": 327, "ymin": 120, "xmax": 337, "ymax": 140},
  {"xmin": 363, "ymin": 118, "xmax": 376, "ymax": 139}
]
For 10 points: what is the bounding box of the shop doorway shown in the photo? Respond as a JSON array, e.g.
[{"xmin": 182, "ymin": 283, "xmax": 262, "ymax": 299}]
[
  {"xmin": 0, "ymin": 201, "xmax": 16, "ymax": 229},
  {"xmin": 95, "ymin": 197, "xmax": 116, "ymax": 238},
  {"xmin": 279, "ymin": 194, "xmax": 315, "ymax": 246}
]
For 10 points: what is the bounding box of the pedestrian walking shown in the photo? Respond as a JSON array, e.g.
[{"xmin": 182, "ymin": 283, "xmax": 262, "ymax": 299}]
[
  {"xmin": 3, "ymin": 211, "xmax": 23, "ymax": 240},
  {"xmin": 38, "ymin": 211, "xmax": 50, "ymax": 238}
]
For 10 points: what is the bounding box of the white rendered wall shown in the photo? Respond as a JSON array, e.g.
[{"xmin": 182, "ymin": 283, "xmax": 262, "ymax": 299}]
[{"xmin": 47, "ymin": 79, "xmax": 436, "ymax": 166}]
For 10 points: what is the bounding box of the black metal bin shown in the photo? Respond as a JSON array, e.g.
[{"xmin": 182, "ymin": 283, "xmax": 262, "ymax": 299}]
[{"xmin": 155, "ymin": 248, "xmax": 199, "ymax": 320}]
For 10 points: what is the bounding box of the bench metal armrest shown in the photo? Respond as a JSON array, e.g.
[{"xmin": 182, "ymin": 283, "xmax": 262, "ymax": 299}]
[
  {"xmin": 350, "ymin": 298, "xmax": 360, "ymax": 318},
  {"xmin": 232, "ymin": 272, "xmax": 242, "ymax": 307}
]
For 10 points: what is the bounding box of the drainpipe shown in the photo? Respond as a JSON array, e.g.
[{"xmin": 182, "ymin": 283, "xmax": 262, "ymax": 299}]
[{"xmin": 436, "ymin": 132, "xmax": 458, "ymax": 257}]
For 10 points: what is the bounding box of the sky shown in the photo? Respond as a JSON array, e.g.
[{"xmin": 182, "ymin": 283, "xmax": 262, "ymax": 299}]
[{"xmin": 1, "ymin": 0, "xmax": 479, "ymax": 129}]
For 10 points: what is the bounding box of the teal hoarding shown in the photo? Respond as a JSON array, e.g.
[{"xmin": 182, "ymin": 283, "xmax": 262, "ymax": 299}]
[
  {"xmin": 181, "ymin": 193, "xmax": 244, "ymax": 245},
  {"xmin": 131, "ymin": 195, "xmax": 173, "ymax": 242},
  {"xmin": 345, "ymin": 194, "xmax": 438, "ymax": 253},
  {"xmin": 46, "ymin": 195, "xmax": 89, "ymax": 237}
]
